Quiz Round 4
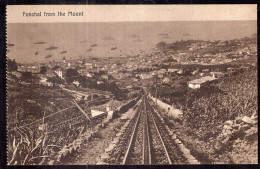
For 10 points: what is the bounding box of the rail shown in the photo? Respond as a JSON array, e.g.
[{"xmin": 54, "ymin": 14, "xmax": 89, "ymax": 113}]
[
  {"xmin": 142, "ymin": 98, "xmax": 152, "ymax": 164},
  {"xmin": 107, "ymin": 96, "xmax": 187, "ymax": 164},
  {"xmin": 147, "ymin": 98, "xmax": 172, "ymax": 164},
  {"xmin": 122, "ymin": 98, "xmax": 144, "ymax": 164},
  {"xmin": 122, "ymin": 96, "xmax": 172, "ymax": 164}
]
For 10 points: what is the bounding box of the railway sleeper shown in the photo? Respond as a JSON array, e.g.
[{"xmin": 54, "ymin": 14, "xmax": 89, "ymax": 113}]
[
  {"xmin": 96, "ymin": 160, "xmax": 108, "ymax": 165},
  {"xmin": 154, "ymin": 157, "xmax": 168, "ymax": 162},
  {"xmin": 153, "ymin": 151, "xmax": 166, "ymax": 156},
  {"xmin": 130, "ymin": 157, "xmax": 141, "ymax": 160}
]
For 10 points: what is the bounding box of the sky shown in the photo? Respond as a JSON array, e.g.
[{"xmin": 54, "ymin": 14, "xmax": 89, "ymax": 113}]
[{"xmin": 7, "ymin": 5, "xmax": 257, "ymax": 23}]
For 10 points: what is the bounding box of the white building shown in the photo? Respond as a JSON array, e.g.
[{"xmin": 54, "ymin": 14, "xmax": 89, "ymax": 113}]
[
  {"xmin": 168, "ymin": 69, "xmax": 178, "ymax": 73},
  {"xmin": 73, "ymin": 80, "xmax": 80, "ymax": 87},
  {"xmin": 86, "ymin": 72, "xmax": 93, "ymax": 77},
  {"xmin": 53, "ymin": 67, "xmax": 65, "ymax": 79},
  {"xmin": 188, "ymin": 76, "xmax": 216, "ymax": 89},
  {"xmin": 39, "ymin": 76, "xmax": 53, "ymax": 86},
  {"xmin": 85, "ymin": 63, "xmax": 92, "ymax": 66},
  {"xmin": 54, "ymin": 70, "xmax": 63, "ymax": 79},
  {"xmin": 163, "ymin": 77, "xmax": 170, "ymax": 84},
  {"xmin": 91, "ymin": 109, "xmax": 105, "ymax": 118},
  {"xmin": 97, "ymin": 81, "xmax": 104, "ymax": 84},
  {"xmin": 210, "ymin": 72, "xmax": 224, "ymax": 78},
  {"xmin": 177, "ymin": 69, "xmax": 184, "ymax": 74}
]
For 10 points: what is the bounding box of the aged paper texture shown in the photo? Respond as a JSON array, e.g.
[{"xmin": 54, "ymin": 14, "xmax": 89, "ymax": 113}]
[{"xmin": 6, "ymin": 5, "xmax": 257, "ymax": 165}]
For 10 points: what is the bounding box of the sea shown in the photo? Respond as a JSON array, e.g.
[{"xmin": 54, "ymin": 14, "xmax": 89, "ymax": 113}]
[{"xmin": 7, "ymin": 21, "xmax": 257, "ymax": 64}]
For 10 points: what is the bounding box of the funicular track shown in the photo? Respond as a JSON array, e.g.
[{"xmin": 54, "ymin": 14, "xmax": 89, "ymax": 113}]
[{"xmin": 106, "ymin": 96, "xmax": 187, "ymax": 164}]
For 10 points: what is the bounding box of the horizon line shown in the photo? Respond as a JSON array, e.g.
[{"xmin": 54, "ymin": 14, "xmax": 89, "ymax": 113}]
[{"xmin": 7, "ymin": 20, "xmax": 257, "ymax": 24}]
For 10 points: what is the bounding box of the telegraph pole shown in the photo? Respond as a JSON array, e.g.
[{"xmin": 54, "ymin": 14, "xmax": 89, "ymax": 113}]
[
  {"xmin": 155, "ymin": 70, "xmax": 158, "ymax": 106},
  {"xmin": 111, "ymin": 95, "xmax": 114, "ymax": 111}
]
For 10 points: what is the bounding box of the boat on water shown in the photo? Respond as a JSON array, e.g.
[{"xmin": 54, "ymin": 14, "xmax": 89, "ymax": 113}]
[
  {"xmin": 45, "ymin": 54, "xmax": 52, "ymax": 59},
  {"xmin": 111, "ymin": 47, "xmax": 117, "ymax": 50}
]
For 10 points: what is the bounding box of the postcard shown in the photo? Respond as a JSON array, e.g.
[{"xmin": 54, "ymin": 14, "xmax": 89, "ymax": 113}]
[{"xmin": 6, "ymin": 5, "xmax": 257, "ymax": 165}]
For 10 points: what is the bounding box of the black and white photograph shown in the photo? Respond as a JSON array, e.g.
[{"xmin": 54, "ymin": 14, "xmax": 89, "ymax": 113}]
[{"xmin": 6, "ymin": 5, "xmax": 257, "ymax": 165}]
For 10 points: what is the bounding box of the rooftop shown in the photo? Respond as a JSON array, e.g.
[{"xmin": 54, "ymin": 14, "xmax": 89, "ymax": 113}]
[{"xmin": 188, "ymin": 76, "xmax": 216, "ymax": 84}]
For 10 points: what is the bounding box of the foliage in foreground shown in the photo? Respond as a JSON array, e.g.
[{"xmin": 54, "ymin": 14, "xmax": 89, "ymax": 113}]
[{"xmin": 164, "ymin": 67, "xmax": 257, "ymax": 139}]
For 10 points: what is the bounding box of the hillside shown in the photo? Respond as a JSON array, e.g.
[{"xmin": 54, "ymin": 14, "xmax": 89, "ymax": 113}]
[{"xmin": 158, "ymin": 67, "xmax": 257, "ymax": 163}]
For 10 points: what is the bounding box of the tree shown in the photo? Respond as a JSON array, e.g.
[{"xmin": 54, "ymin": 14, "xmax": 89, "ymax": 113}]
[
  {"xmin": 39, "ymin": 66, "xmax": 47, "ymax": 74},
  {"xmin": 97, "ymin": 70, "xmax": 107, "ymax": 76},
  {"xmin": 7, "ymin": 59, "xmax": 18, "ymax": 72},
  {"xmin": 21, "ymin": 72, "xmax": 33, "ymax": 82},
  {"xmin": 65, "ymin": 68, "xmax": 78, "ymax": 83},
  {"xmin": 47, "ymin": 76, "xmax": 64, "ymax": 86},
  {"xmin": 52, "ymin": 65, "xmax": 60, "ymax": 70},
  {"xmin": 157, "ymin": 41, "xmax": 167, "ymax": 48},
  {"xmin": 78, "ymin": 75, "xmax": 89, "ymax": 88}
]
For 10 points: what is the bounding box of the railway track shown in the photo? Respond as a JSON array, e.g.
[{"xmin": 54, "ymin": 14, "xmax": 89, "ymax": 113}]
[{"xmin": 105, "ymin": 96, "xmax": 187, "ymax": 164}]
